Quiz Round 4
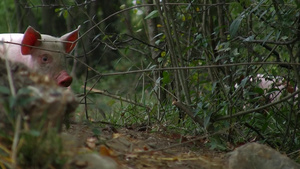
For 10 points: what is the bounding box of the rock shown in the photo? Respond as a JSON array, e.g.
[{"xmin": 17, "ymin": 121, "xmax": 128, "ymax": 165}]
[
  {"xmin": 70, "ymin": 153, "xmax": 118, "ymax": 169},
  {"xmin": 227, "ymin": 143, "xmax": 300, "ymax": 169}
]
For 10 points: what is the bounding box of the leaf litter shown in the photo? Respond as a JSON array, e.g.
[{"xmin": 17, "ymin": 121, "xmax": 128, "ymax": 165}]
[{"xmin": 63, "ymin": 123, "xmax": 227, "ymax": 169}]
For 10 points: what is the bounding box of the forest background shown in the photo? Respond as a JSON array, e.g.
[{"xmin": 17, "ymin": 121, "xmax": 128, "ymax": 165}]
[{"xmin": 1, "ymin": 0, "xmax": 300, "ymax": 161}]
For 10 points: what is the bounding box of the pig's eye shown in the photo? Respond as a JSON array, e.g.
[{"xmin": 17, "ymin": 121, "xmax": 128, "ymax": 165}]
[
  {"xmin": 42, "ymin": 56, "xmax": 48, "ymax": 62},
  {"xmin": 40, "ymin": 55, "xmax": 52, "ymax": 64}
]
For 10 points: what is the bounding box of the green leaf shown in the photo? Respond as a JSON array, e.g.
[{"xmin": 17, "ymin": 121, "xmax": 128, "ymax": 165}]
[
  {"xmin": 253, "ymin": 87, "xmax": 264, "ymax": 95},
  {"xmin": 17, "ymin": 87, "xmax": 32, "ymax": 95},
  {"xmin": 149, "ymin": 65, "xmax": 157, "ymax": 69},
  {"xmin": 0, "ymin": 86, "xmax": 10, "ymax": 94},
  {"xmin": 18, "ymin": 97, "xmax": 36, "ymax": 107},
  {"xmin": 158, "ymin": 57, "xmax": 164, "ymax": 63},
  {"xmin": 162, "ymin": 71, "xmax": 171, "ymax": 86},
  {"xmin": 63, "ymin": 10, "xmax": 68, "ymax": 19},
  {"xmin": 250, "ymin": 0, "xmax": 266, "ymax": 13},
  {"xmin": 28, "ymin": 130, "xmax": 41, "ymax": 137},
  {"xmin": 243, "ymin": 35, "xmax": 255, "ymax": 41},
  {"xmin": 9, "ymin": 96, "xmax": 17, "ymax": 109},
  {"xmin": 212, "ymin": 82, "xmax": 217, "ymax": 93},
  {"xmin": 240, "ymin": 76, "xmax": 249, "ymax": 88},
  {"xmin": 275, "ymin": 31, "xmax": 281, "ymax": 41},
  {"xmin": 54, "ymin": 8, "xmax": 61, "ymax": 13},
  {"xmin": 262, "ymin": 30, "xmax": 274, "ymax": 45},
  {"xmin": 230, "ymin": 17, "xmax": 242, "ymax": 37},
  {"xmin": 120, "ymin": 4, "xmax": 126, "ymax": 10},
  {"xmin": 233, "ymin": 48, "xmax": 240, "ymax": 56},
  {"xmin": 92, "ymin": 128, "xmax": 101, "ymax": 136},
  {"xmin": 145, "ymin": 10, "xmax": 158, "ymax": 19},
  {"xmin": 203, "ymin": 111, "xmax": 212, "ymax": 129},
  {"xmin": 208, "ymin": 137, "xmax": 227, "ymax": 150}
]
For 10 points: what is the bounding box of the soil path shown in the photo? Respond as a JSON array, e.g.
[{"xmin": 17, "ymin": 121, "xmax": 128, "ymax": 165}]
[{"xmin": 64, "ymin": 123, "xmax": 227, "ymax": 169}]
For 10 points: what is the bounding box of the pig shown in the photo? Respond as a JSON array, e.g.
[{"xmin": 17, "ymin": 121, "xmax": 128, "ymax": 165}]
[
  {"xmin": 237, "ymin": 74, "xmax": 297, "ymax": 103},
  {"xmin": 255, "ymin": 74, "xmax": 286, "ymax": 102},
  {"xmin": 0, "ymin": 26, "xmax": 80, "ymax": 87},
  {"xmin": 254, "ymin": 74, "xmax": 298, "ymax": 102}
]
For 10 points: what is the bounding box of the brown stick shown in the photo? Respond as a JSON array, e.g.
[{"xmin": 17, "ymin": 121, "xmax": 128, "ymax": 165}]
[
  {"xmin": 172, "ymin": 101, "xmax": 203, "ymax": 126},
  {"xmin": 214, "ymin": 90, "xmax": 300, "ymax": 122},
  {"xmin": 83, "ymin": 86, "xmax": 150, "ymax": 109}
]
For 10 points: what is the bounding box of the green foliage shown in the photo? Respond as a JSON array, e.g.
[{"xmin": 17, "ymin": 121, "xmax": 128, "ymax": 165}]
[
  {"xmin": 18, "ymin": 128, "xmax": 66, "ymax": 168},
  {"xmin": 0, "ymin": 86, "xmax": 71, "ymax": 168},
  {"xmin": 78, "ymin": 1, "xmax": 300, "ymax": 155},
  {"xmin": 144, "ymin": 10, "xmax": 158, "ymax": 19},
  {"xmin": 2, "ymin": 0, "xmax": 300, "ymax": 162},
  {"xmin": 230, "ymin": 17, "xmax": 243, "ymax": 37},
  {"xmin": 207, "ymin": 137, "xmax": 227, "ymax": 151}
]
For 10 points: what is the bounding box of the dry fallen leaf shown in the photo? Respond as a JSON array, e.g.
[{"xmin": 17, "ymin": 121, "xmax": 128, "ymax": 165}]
[
  {"xmin": 112, "ymin": 133, "xmax": 122, "ymax": 139},
  {"xmin": 99, "ymin": 145, "xmax": 114, "ymax": 157},
  {"xmin": 86, "ymin": 137, "xmax": 97, "ymax": 149}
]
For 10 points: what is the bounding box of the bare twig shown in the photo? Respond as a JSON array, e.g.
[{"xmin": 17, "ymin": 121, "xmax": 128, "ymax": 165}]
[
  {"xmin": 214, "ymin": 90, "xmax": 300, "ymax": 122},
  {"xmin": 243, "ymin": 123, "xmax": 274, "ymax": 148},
  {"xmin": 237, "ymin": 36, "xmax": 298, "ymax": 45},
  {"xmin": 25, "ymin": 2, "xmax": 229, "ymax": 9},
  {"xmin": 162, "ymin": 0, "xmax": 192, "ymax": 106},
  {"xmin": 97, "ymin": 62, "xmax": 300, "ymax": 77},
  {"xmin": 172, "ymin": 101, "xmax": 204, "ymax": 126},
  {"xmin": 2, "ymin": 50, "xmax": 19, "ymax": 169},
  {"xmin": 83, "ymin": 86, "xmax": 150, "ymax": 110},
  {"xmin": 155, "ymin": 0, "xmax": 182, "ymax": 105},
  {"xmin": 12, "ymin": 115, "xmax": 21, "ymax": 168}
]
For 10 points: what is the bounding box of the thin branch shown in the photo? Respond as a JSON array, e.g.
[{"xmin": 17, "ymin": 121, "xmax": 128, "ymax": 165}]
[
  {"xmin": 243, "ymin": 123, "xmax": 274, "ymax": 148},
  {"xmin": 83, "ymin": 86, "xmax": 150, "ymax": 110},
  {"xmin": 237, "ymin": 36, "xmax": 298, "ymax": 45},
  {"xmin": 3, "ymin": 51, "xmax": 19, "ymax": 168},
  {"xmin": 172, "ymin": 101, "xmax": 203, "ymax": 126},
  {"xmin": 24, "ymin": 2, "xmax": 228, "ymax": 9},
  {"xmin": 155, "ymin": 0, "xmax": 181, "ymax": 104},
  {"xmin": 121, "ymin": 33, "xmax": 164, "ymax": 51},
  {"xmin": 96, "ymin": 62, "xmax": 300, "ymax": 77},
  {"xmin": 214, "ymin": 90, "xmax": 300, "ymax": 122},
  {"xmin": 79, "ymin": 3, "xmax": 228, "ymax": 44}
]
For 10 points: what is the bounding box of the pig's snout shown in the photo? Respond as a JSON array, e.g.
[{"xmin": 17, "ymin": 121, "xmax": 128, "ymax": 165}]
[{"xmin": 56, "ymin": 70, "xmax": 73, "ymax": 87}]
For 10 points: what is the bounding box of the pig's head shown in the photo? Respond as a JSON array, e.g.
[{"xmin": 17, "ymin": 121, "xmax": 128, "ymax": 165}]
[{"xmin": 20, "ymin": 26, "xmax": 80, "ymax": 87}]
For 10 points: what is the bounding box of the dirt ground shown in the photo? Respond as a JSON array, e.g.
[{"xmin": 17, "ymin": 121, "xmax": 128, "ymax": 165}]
[{"xmin": 64, "ymin": 123, "xmax": 227, "ymax": 169}]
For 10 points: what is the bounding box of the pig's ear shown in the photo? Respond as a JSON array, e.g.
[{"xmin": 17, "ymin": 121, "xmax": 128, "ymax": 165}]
[
  {"xmin": 21, "ymin": 26, "xmax": 42, "ymax": 55},
  {"xmin": 61, "ymin": 26, "xmax": 80, "ymax": 53}
]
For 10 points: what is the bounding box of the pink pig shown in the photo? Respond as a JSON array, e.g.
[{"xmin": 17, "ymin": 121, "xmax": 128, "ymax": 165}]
[
  {"xmin": 0, "ymin": 26, "xmax": 80, "ymax": 87},
  {"xmin": 251, "ymin": 74, "xmax": 296, "ymax": 102}
]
